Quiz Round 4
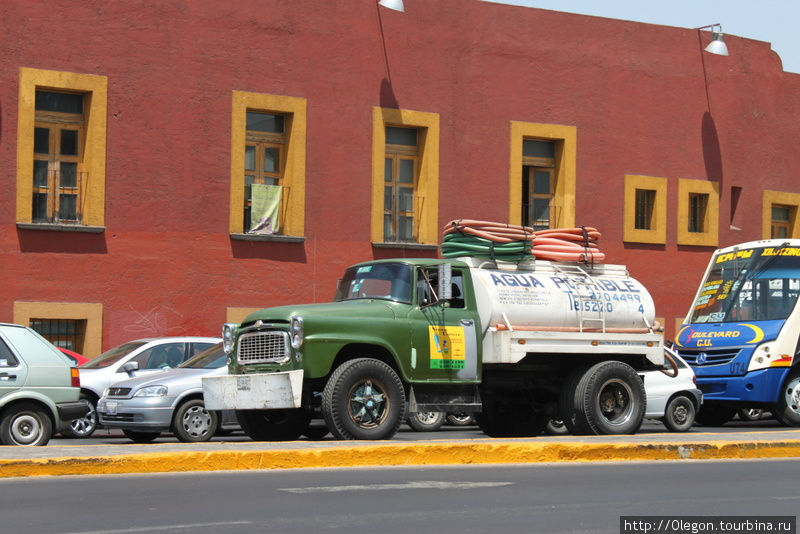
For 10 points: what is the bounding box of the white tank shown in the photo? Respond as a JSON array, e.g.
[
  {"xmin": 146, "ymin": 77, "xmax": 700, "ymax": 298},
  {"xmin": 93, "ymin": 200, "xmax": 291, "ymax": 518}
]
[{"xmin": 466, "ymin": 260, "xmax": 656, "ymax": 332}]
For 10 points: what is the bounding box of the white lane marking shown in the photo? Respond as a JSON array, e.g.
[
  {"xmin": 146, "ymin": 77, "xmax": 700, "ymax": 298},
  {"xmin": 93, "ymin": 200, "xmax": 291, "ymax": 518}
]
[
  {"xmin": 60, "ymin": 521, "xmax": 254, "ymax": 534},
  {"xmin": 280, "ymin": 480, "xmax": 513, "ymax": 493}
]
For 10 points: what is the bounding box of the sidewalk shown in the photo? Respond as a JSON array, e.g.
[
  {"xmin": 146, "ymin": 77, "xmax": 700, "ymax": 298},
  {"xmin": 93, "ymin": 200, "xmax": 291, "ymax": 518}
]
[{"xmin": 2, "ymin": 428, "xmax": 800, "ymax": 478}]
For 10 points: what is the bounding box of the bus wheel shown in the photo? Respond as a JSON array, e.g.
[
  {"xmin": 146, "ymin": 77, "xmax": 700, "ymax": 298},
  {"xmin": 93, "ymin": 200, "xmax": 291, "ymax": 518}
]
[{"xmin": 774, "ymin": 369, "xmax": 800, "ymax": 426}]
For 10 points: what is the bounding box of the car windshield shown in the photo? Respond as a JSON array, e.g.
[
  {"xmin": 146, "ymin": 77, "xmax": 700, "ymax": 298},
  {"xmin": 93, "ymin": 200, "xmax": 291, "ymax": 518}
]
[
  {"xmin": 179, "ymin": 343, "xmax": 226, "ymax": 369},
  {"xmin": 81, "ymin": 341, "xmax": 147, "ymax": 369},
  {"xmin": 333, "ymin": 262, "xmax": 413, "ymax": 303},
  {"xmin": 689, "ymin": 245, "xmax": 800, "ymax": 323}
]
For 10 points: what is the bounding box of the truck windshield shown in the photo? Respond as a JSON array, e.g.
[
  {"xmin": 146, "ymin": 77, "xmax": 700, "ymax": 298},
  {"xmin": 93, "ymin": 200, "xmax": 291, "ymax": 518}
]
[
  {"xmin": 689, "ymin": 246, "xmax": 800, "ymax": 323},
  {"xmin": 333, "ymin": 263, "xmax": 413, "ymax": 303}
]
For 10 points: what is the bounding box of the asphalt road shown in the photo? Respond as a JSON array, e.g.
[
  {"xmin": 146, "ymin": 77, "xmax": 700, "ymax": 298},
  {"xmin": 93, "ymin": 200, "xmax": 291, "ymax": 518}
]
[{"xmin": 1, "ymin": 459, "xmax": 796, "ymax": 534}]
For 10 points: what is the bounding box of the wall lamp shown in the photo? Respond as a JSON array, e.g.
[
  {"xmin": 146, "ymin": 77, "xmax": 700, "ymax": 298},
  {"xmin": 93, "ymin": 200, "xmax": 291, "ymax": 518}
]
[
  {"xmin": 378, "ymin": 0, "xmax": 404, "ymax": 12},
  {"xmin": 696, "ymin": 24, "xmax": 729, "ymax": 56}
]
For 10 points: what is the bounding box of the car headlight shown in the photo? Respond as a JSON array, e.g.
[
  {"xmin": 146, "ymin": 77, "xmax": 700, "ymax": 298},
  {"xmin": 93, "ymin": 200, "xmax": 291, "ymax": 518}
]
[
  {"xmin": 222, "ymin": 323, "xmax": 237, "ymax": 354},
  {"xmin": 133, "ymin": 385, "xmax": 168, "ymax": 397},
  {"xmin": 290, "ymin": 316, "xmax": 304, "ymax": 350}
]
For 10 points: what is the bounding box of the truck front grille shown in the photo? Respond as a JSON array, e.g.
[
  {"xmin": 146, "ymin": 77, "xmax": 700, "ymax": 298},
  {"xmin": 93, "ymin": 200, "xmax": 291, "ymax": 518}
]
[{"xmin": 238, "ymin": 331, "xmax": 290, "ymax": 364}]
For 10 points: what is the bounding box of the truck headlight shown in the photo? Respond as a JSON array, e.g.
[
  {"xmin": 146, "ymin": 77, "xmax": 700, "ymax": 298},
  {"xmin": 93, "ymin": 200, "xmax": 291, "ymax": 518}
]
[
  {"xmin": 290, "ymin": 316, "xmax": 304, "ymax": 349},
  {"xmin": 222, "ymin": 323, "xmax": 237, "ymax": 354},
  {"xmin": 133, "ymin": 385, "xmax": 168, "ymax": 397}
]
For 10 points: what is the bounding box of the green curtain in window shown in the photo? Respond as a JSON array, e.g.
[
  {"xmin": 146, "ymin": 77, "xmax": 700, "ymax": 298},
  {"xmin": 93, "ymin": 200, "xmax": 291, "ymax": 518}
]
[{"xmin": 249, "ymin": 184, "xmax": 282, "ymax": 234}]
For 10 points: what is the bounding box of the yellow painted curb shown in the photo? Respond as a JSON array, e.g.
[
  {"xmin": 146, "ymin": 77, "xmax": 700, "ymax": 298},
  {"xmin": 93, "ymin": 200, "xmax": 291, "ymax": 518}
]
[{"xmin": 2, "ymin": 440, "xmax": 800, "ymax": 478}]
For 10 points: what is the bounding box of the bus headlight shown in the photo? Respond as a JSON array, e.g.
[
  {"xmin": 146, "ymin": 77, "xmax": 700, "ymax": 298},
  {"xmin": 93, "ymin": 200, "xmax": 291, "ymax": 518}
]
[
  {"xmin": 222, "ymin": 323, "xmax": 237, "ymax": 354},
  {"xmin": 290, "ymin": 316, "xmax": 304, "ymax": 350}
]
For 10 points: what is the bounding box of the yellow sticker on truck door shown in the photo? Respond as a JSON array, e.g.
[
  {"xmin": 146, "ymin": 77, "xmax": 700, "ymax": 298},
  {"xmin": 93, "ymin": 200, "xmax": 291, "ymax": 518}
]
[{"xmin": 429, "ymin": 326, "xmax": 466, "ymax": 369}]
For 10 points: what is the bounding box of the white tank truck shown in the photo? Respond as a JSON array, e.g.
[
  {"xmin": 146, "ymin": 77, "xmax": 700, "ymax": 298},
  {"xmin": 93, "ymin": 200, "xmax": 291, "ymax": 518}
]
[{"xmin": 203, "ymin": 256, "xmax": 664, "ymax": 440}]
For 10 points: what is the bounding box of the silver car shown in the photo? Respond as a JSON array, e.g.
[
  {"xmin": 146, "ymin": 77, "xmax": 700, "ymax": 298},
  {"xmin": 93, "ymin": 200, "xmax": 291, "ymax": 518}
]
[
  {"xmin": 97, "ymin": 343, "xmax": 237, "ymax": 442},
  {"xmin": 66, "ymin": 336, "xmax": 220, "ymax": 438}
]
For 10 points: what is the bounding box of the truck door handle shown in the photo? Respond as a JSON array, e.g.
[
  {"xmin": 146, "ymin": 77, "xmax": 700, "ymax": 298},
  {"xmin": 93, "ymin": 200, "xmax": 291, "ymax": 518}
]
[
  {"xmin": 0, "ymin": 373, "xmax": 17, "ymax": 380},
  {"xmin": 460, "ymin": 319, "xmax": 474, "ymax": 327}
]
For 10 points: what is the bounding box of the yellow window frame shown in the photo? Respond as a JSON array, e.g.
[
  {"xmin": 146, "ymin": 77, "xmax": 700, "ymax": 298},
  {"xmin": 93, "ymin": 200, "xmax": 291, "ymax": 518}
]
[
  {"xmin": 623, "ymin": 175, "xmax": 667, "ymax": 244},
  {"xmin": 230, "ymin": 91, "xmax": 306, "ymax": 237},
  {"xmin": 372, "ymin": 107, "xmax": 439, "ymax": 245},
  {"xmin": 763, "ymin": 190, "xmax": 800, "ymax": 239},
  {"xmin": 17, "ymin": 68, "xmax": 108, "ymax": 227},
  {"xmin": 509, "ymin": 122, "xmax": 576, "ymax": 228},
  {"xmin": 13, "ymin": 301, "xmax": 103, "ymax": 359},
  {"xmin": 677, "ymin": 178, "xmax": 719, "ymax": 247}
]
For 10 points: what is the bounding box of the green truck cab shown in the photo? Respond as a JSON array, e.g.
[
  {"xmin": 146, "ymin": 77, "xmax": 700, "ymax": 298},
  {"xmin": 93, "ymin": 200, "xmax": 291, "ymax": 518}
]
[{"xmin": 203, "ymin": 257, "xmax": 663, "ymax": 440}]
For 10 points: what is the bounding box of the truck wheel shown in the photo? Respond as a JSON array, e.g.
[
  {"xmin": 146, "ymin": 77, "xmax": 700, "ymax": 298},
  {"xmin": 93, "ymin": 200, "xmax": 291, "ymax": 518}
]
[
  {"xmin": 773, "ymin": 369, "xmax": 800, "ymax": 426},
  {"xmin": 321, "ymin": 358, "xmax": 405, "ymax": 440},
  {"xmin": 695, "ymin": 402, "xmax": 736, "ymax": 426},
  {"xmin": 663, "ymin": 395, "xmax": 696, "ymax": 432},
  {"xmin": 60, "ymin": 394, "xmax": 97, "ymax": 438},
  {"xmin": 407, "ymin": 411, "xmax": 445, "ymax": 431},
  {"xmin": 0, "ymin": 404, "xmax": 53, "ymax": 446},
  {"xmin": 558, "ymin": 366, "xmax": 590, "ymax": 434},
  {"xmin": 122, "ymin": 429, "xmax": 160, "ymax": 443},
  {"xmin": 172, "ymin": 398, "xmax": 218, "ymax": 442},
  {"xmin": 236, "ymin": 409, "xmax": 309, "ymax": 441},
  {"xmin": 565, "ymin": 361, "xmax": 645, "ymax": 435}
]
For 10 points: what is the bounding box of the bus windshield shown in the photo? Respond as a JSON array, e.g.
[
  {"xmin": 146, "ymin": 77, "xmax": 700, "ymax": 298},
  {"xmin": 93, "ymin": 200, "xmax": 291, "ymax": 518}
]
[
  {"xmin": 689, "ymin": 245, "xmax": 800, "ymax": 324},
  {"xmin": 333, "ymin": 263, "xmax": 413, "ymax": 303}
]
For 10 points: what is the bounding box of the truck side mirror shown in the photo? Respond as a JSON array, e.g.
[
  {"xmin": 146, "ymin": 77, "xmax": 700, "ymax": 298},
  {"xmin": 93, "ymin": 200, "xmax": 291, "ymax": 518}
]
[{"xmin": 438, "ymin": 263, "xmax": 452, "ymax": 301}]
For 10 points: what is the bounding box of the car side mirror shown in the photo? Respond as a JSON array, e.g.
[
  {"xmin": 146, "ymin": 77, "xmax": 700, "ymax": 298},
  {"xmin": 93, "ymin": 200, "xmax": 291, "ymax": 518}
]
[{"xmin": 121, "ymin": 361, "xmax": 139, "ymax": 377}]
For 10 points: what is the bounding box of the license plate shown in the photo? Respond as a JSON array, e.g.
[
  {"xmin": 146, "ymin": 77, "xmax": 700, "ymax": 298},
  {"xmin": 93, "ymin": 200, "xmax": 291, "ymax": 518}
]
[{"xmin": 104, "ymin": 401, "xmax": 118, "ymax": 415}]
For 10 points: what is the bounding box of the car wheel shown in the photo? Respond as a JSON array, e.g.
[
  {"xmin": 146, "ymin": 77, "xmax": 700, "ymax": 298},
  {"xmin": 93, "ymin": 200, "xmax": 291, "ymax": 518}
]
[
  {"xmin": 321, "ymin": 358, "xmax": 406, "ymax": 440},
  {"xmin": 446, "ymin": 412, "xmax": 476, "ymax": 426},
  {"xmin": 663, "ymin": 395, "xmax": 696, "ymax": 432},
  {"xmin": 407, "ymin": 411, "xmax": 445, "ymax": 432},
  {"xmin": 773, "ymin": 369, "xmax": 800, "ymax": 427},
  {"xmin": 173, "ymin": 398, "xmax": 219, "ymax": 443},
  {"xmin": 545, "ymin": 419, "xmax": 570, "ymax": 435},
  {"xmin": 122, "ymin": 429, "xmax": 161, "ymax": 443},
  {"xmin": 60, "ymin": 394, "xmax": 97, "ymax": 438},
  {"xmin": 737, "ymin": 408, "xmax": 764, "ymax": 421},
  {"xmin": 0, "ymin": 403, "xmax": 53, "ymax": 446}
]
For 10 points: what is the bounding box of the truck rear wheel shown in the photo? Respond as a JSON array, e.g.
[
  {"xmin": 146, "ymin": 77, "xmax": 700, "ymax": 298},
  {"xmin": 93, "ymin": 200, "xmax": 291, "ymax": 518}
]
[
  {"xmin": 236, "ymin": 408, "xmax": 309, "ymax": 441},
  {"xmin": 773, "ymin": 368, "xmax": 800, "ymax": 427},
  {"xmin": 321, "ymin": 358, "xmax": 405, "ymax": 440},
  {"xmin": 561, "ymin": 361, "xmax": 645, "ymax": 435}
]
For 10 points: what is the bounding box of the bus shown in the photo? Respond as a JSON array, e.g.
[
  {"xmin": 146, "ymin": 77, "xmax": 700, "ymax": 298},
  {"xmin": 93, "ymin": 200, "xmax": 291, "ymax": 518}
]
[{"xmin": 674, "ymin": 239, "xmax": 800, "ymax": 426}]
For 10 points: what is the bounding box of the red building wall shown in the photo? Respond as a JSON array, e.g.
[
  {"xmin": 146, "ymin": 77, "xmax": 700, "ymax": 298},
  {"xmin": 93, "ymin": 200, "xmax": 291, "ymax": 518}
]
[{"xmin": 2, "ymin": 0, "xmax": 800, "ymax": 353}]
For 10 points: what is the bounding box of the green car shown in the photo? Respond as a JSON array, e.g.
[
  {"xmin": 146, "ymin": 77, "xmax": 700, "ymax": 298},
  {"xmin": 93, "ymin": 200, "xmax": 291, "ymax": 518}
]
[{"xmin": 0, "ymin": 323, "xmax": 86, "ymax": 446}]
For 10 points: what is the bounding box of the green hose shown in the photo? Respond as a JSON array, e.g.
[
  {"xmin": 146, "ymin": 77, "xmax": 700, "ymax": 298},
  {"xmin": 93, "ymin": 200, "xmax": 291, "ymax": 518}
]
[{"xmin": 440, "ymin": 233, "xmax": 532, "ymax": 260}]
